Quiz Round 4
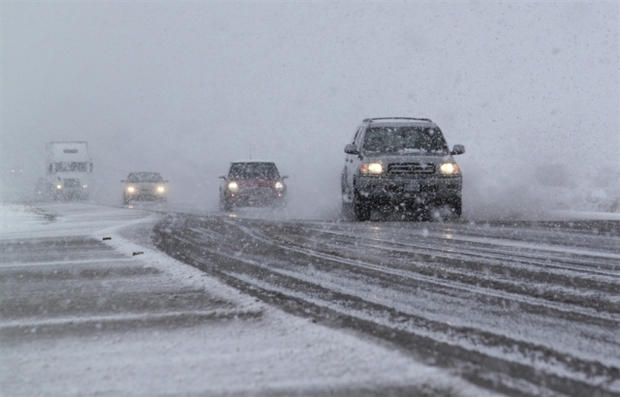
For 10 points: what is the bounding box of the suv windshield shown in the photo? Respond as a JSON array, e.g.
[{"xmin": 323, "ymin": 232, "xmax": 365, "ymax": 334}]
[
  {"xmin": 229, "ymin": 163, "xmax": 280, "ymax": 179},
  {"xmin": 127, "ymin": 172, "xmax": 163, "ymax": 182},
  {"xmin": 363, "ymin": 126, "xmax": 448, "ymax": 155}
]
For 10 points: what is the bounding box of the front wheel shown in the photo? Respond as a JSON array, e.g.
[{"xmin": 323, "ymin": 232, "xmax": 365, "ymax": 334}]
[
  {"xmin": 428, "ymin": 198, "xmax": 461, "ymax": 221},
  {"xmin": 452, "ymin": 197, "xmax": 462, "ymax": 217},
  {"xmin": 442, "ymin": 196, "xmax": 462, "ymax": 218},
  {"xmin": 274, "ymin": 199, "xmax": 287, "ymax": 210},
  {"xmin": 341, "ymin": 201, "xmax": 354, "ymax": 220},
  {"xmin": 220, "ymin": 199, "xmax": 232, "ymax": 212},
  {"xmin": 353, "ymin": 192, "xmax": 371, "ymax": 221}
]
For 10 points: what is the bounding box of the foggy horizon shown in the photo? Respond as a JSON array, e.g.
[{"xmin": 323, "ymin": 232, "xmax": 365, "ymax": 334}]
[{"xmin": 2, "ymin": 2, "xmax": 618, "ymax": 219}]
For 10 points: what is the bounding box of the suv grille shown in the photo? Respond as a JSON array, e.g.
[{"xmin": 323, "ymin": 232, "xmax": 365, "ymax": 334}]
[
  {"xmin": 64, "ymin": 178, "xmax": 80, "ymax": 188},
  {"xmin": 388, "ymin": 163, "xmax": 435, "ymax": 175}
]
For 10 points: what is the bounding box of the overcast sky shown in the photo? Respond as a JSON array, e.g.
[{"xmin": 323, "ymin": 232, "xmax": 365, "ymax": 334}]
[{"xmin": 2, "ymin": 2, "xmax": 618, "ymax": 216}]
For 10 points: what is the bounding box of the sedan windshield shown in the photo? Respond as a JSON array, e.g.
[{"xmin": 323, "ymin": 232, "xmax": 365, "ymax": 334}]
[
  {"xmin": 54, "ymin": 162, "xmax": 88, "ymax": 172},
  {"xmin": 229, "ymin": 163, "xmax": 280, "ymax": 179},
  {"xmin": 127, "ymin": 172, "xmax": 163, "ymax": 182},
  {"xmin": 363, "ymin": 127, "xmax": 448, "ymax": 155}
]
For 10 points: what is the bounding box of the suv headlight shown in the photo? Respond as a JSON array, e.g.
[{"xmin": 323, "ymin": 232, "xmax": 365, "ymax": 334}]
[
  {"xmin": 157, "ymin": 186, "xmax": 165, "ymax": 193},
  {"xmin": 360, "ymin": 162, "xmax": 383, "ymax": 175},
  {"xmin": 439, "ymin": 163, "xmax": 460, "ymax": 175},
  {"xmin": 227, "ymin": 181, "xmax": 239, "ymax": 193},
  {"xmin": 127, "ymin": 186, "xmax": 136, "ymax": 193},
  {"xmin": 274, "ymin": 182, "xmax": 284, "ymax": 191}
]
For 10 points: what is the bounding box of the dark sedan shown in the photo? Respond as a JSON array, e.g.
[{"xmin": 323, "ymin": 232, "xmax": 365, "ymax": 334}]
[{"xmin": 219, "ymin": 161, "xmax": 287, "ymax": 211}]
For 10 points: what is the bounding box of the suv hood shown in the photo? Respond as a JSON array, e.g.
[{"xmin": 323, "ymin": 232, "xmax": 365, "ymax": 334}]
[{"xmin": 363, "ymin": 154, "xmax": 455, "ymax": 165}]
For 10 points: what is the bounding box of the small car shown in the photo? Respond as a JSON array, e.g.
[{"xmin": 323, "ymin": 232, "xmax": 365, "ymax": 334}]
[
  {"xmin": 121, "ymin": 172, "xmax": 168, "ymax": 204},
  {"xmin": 219, "ymin": 161, "xmax": 287, "ymax": 211},
  {"xmin": 341, "ymin": 117, "xmax": 465, "ymax": 221}
]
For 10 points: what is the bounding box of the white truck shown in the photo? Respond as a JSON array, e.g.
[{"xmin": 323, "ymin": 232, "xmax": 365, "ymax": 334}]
[{"xmin": 36, "ymin": 141, "xmax": 93, "ymax": 201}]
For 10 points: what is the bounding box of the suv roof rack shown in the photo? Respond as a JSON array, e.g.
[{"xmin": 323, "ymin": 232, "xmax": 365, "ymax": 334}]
[{"xmin": 363, "ymin": 117, "xmax": 433, "ymax": 123}]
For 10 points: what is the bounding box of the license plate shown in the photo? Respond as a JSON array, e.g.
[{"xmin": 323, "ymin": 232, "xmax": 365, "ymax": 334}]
[{"xmin": 404, "ymin": 183, "xmax": 420, "ymax": 192}]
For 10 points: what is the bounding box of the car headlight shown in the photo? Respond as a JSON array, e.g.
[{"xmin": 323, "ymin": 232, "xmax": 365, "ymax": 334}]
[
  {"xmin": 439, "ymin": 163, "xmax": 460, "ymax": 175},
  {"xmin": 227, "ymin": 181, "xmax": 239, "ymax": 193},
  {"xmin": 56, "ymin": 184, "xmax": 62, "ymax": 190},
  {"xmin": 127, "ymin": 186, "xmax": 136, "ymax": 193},
  {"xmin": 82, "ymin": 184, "xmax": 88, "ymax": 189},
  {"xmin": 360, "ymin": 162, "xmax": 383, "ymax": 175},
  {"xmin": 275, "ymin": 182, "xmax": 284, "ymax": 191},
  {"xmin": 157, "ymin": 186, "xmax": 165, "ymax": 193}
]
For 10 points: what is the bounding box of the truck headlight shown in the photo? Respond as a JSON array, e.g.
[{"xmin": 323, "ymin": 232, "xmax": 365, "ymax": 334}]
[
  {"xmin": 360, "ymin": 162, "xmax": 383, "ymax": 175},
  {"xmin": 439, "ymin": 163, "xmax": 460, "ymax": 175},
  {"xmin": 157, "ymin": 186, "xmax": 165, "ymax": 193},
  {"xmin": 127, "ymin": 186, "xmax": 136, "ymax": 193},
  {"xmin": 275, "ymin": 182, "xmax": 284, "ymax": 191},
  {"xmin": 228, "ymin": 181, "xmax": 239, "ymax": 193}
]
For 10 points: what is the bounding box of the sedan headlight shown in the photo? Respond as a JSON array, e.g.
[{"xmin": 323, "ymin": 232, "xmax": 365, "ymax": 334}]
[
  {"xmin": 360, "ymin": 162, "xmax": 383, "ymax": 175},
  {"xmin": 227, "ymin": 181, "xmax": 239, "ymax": 193},
  {"xmin": 126, "ymin": 186, "xmax": 136, "ymax": 193},
  {"xmin": 439, "ymin": 163, "xmax": 460, "ymax": 175},
  {"xmin": 157, "ymin": 186, "xmax": 165, "ymax": 193}
]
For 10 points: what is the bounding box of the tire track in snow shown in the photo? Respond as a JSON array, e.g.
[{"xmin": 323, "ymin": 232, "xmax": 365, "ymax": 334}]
[{"xmin": 153, "ymin": 214, "xmax": 620, "ymax": 397}]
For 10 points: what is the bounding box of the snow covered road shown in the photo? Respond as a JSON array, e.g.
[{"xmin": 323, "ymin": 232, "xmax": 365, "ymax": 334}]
[
  {"xmin": 1, "ymin": 203, "xmax": 495, "ymax": 397},
  {"xmin": 155, "ymin": 211, "xmax": 620, "ymax": 397}
]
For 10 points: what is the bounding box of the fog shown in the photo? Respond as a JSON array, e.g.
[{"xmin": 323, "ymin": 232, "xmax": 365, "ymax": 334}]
[{"xmin": 2, "ymin": 2, "xmax": 618, "ymax": 219}]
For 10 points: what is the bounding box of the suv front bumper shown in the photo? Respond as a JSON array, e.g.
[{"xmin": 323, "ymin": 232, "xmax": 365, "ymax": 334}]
[{"xmin": 355, "ymin": 175, "xmax": 461, "ymax": 205}]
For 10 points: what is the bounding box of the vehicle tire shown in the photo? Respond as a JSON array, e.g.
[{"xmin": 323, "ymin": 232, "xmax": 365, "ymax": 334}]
[
  {"xmin": 341, "ymin": 181, "xmax": 354, "ymax": 220},
  {"xmin": 220, "ymin": 199, "xmax": 232, "ymax": 212},
  {"xmin": 353, "ymin": 191, "xmax": 371, "ymax": 221},
  {"xmin": 341, "ymin": 201, "xmax": 354, "ymax": 220},
  {"xmin": 450, "ymin": 197, "xmax": 462, "ymax": 218},
  {"xmin": 271, "ymin": 198, "xmax": 286, "ymax": 210},
  {"xmin": 428, "ymin": 198, "xmax": 461, "ymax": 221}
]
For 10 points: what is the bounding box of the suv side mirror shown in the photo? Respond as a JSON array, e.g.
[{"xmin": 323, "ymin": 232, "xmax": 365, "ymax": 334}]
[
  {"xmin": 281, "ymin": 175, "xmax": 289, "ymax": 179},
  {"xmin": 218, "ymin": 175, "xmax": 226, "ymax": 179},
  {"xmin": 451, "ymin": 144, "xmax": 465, "ymax": 155},
  {"xmin": 344, "ymin": 144, "xmax": 359, "ymax": 155}
]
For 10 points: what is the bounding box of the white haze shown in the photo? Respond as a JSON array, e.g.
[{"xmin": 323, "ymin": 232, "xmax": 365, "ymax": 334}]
[{"xmin": 2, "ymin": 2, "xmax": 618, "ymax": 219}]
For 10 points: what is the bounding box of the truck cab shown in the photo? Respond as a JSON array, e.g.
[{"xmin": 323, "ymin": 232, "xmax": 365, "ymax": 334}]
[{"xmin": 39, "ymin": 142, "xmax": 93, "ymax": 201}]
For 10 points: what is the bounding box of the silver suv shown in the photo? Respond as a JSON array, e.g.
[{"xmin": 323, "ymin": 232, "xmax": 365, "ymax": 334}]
[{"xmin": 341, "ymin": 117, "xmax": 465, "ymax": 221}]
